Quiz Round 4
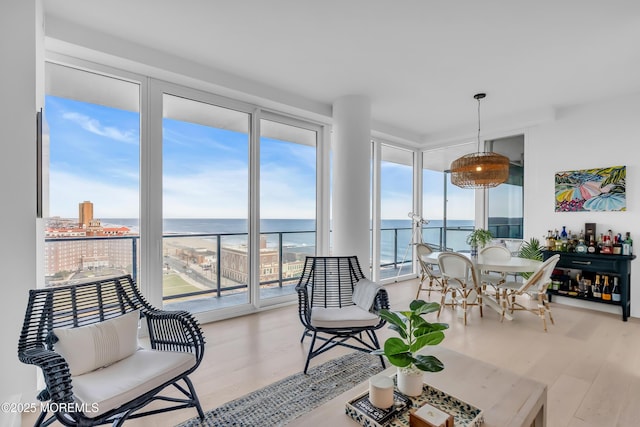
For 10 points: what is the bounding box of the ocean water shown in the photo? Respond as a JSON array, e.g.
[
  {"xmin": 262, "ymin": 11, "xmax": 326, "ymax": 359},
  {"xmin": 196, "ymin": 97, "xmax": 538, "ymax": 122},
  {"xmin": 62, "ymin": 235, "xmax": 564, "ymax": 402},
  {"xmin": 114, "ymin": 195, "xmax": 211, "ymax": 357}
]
[{"xmin": 102, "ymin": 218, "xmax": 474, "ymax": 262}]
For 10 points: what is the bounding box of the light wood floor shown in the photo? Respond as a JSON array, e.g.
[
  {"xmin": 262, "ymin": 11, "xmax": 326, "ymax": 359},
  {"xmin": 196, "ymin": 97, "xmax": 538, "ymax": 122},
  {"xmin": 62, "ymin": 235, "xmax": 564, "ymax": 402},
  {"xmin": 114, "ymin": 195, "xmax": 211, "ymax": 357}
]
[{"xmin": 25, "ymin": 278, "xmax": 640, "ymax": 426}]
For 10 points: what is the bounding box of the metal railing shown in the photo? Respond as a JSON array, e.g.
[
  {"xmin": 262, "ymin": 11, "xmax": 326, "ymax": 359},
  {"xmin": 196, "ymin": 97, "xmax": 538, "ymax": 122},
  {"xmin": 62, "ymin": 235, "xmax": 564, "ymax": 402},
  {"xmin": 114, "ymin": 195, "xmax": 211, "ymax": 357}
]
[{"xmin": 45, "ymin": 223, "xmax": 521, "ymax": 300}]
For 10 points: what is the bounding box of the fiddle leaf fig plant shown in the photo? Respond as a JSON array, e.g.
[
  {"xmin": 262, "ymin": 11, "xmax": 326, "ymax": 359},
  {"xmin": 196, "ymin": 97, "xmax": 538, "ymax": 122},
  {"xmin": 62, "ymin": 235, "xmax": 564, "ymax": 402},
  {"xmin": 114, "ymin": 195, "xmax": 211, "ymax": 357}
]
[{"xmin": 372, "ymin": 300, "xmax": 448, "ymax": 372}]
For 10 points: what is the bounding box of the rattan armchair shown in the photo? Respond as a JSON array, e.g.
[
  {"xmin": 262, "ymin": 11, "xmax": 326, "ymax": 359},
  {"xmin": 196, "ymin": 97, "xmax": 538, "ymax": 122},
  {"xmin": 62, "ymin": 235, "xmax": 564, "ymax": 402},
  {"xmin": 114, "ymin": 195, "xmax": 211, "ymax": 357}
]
[
  {"xmin": 496, "ymin": 254, "xmax": 560, "ymax": 331},
  {"xmin": 296, "ymin": 256, "xmax": 389, "ymax": 373},
  {"xmin": 18, "ymin": 274, "xmax": 205, "ymax": 427},
  {"xmin": 415, "ymin": 243, "xmax": 443, "ymax": 298},
  {"xmin": 437, "ymin": 252, "xmax": 484, "ymax": 325}
]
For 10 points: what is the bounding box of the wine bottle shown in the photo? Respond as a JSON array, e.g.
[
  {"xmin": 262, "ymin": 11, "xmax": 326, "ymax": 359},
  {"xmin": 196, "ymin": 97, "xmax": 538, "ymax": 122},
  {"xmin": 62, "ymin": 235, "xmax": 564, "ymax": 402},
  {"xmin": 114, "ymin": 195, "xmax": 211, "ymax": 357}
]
[
  {"xmin": 602, "ymin": 275, "xmax": 611, "ymax": 301},
  {"xmin": 612, "ymin": 277, "xmax": 621, "ymax": 302},
  {"xmin": 592, "ymin": 275, "xmax": 602, "ymax": 298},
  {"xmin": 587, "ymin": 235, "xmax": 596, "ymax": 254}
]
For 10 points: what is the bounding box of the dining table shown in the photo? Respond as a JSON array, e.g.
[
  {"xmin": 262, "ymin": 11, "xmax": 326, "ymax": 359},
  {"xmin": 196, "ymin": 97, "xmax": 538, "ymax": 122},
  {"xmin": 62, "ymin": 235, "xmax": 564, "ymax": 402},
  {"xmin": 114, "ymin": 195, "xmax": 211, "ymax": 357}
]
[{"xmin": 420, "ymin": 251, "xmax": 543, "ymax": 321}]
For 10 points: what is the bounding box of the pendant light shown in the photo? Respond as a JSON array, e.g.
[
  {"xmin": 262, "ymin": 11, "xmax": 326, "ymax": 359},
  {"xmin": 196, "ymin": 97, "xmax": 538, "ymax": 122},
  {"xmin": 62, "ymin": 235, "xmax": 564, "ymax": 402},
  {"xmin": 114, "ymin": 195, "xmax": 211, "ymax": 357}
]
[{"xmin": 450, "ymin": 93, "xmax": 509, "ymax": 189}]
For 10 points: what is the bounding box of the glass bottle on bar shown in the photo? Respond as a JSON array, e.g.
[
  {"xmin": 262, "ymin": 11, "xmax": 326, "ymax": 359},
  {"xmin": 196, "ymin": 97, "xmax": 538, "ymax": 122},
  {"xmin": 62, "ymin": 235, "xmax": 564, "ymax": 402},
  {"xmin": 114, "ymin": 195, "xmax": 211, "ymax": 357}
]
[
  {"xmin": 624, "ymin": 232, "xmax": 633, "ymax": 255},
  {"xmin": 577, "ymin": 274, "xmax": 586, "ymax": 297},
  {"xmin": 611, "ymin": 276, "xmax": 621, "ymax": 302},
  {"xmin": 602, "ymin": 275, "xmax": 611, "ymax": 301},
  {"xmin": 592, "ymin": 275, "xmax": 602, "ymax": 299},
  {"xmin": 587, "ymin": 235, "xmax": 597, "ymax": 254}
]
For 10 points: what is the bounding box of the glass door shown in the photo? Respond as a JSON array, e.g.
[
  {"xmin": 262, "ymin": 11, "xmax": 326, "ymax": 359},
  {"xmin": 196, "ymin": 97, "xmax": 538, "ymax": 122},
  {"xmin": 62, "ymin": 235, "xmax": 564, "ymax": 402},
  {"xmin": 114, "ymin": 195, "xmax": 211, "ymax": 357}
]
[
  {"xmin": 162, "ymin": 93, "xmax": 250, "ymax": 313},
  {"xmin": 258, "ymin": 115, "xmax": 318, "ymax": 303}
]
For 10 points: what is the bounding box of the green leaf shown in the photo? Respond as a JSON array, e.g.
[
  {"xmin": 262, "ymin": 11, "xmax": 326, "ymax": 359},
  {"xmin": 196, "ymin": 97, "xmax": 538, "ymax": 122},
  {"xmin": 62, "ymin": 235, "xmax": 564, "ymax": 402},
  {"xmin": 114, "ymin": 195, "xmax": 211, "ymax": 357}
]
[
  {"xmin": 383, "ymin": 337, "xmax": 410, "ymax": 356},
  {"xmin": 388, "ymin": 323, "xmax": 408, "ymax": 340},
  {"xmin": 414, "ymin": 323, "xmax": 448, "ymax": 338},
  {"xmin": 387, "ymin": 352, "xmax": 413, "ymax": 368},
  {"xmin": 379, "ymin": 310, "xmax": 407, "ymax": 332},
  {"xmin": 410, "ymin": 331, "xmax": 445, "ymax": 352},
  {"xmin": 412, "ymin": 300, "xmax": 440, "ymax": 315},
  {"xmin": 413, "ymin": 355, "xmax": 445, "ymax": 372}
]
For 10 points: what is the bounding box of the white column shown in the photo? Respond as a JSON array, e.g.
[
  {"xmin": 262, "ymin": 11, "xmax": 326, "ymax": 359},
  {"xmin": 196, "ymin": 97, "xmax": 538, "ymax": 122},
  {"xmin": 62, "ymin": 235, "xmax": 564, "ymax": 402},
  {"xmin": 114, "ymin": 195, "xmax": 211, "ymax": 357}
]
[
  {"xmin": 332, "ymin": 95, "xmax": 371, "ymax": 266},
  {"xmin": 0, "ymin": 0, "xmax": 42, "ymax": 409}
]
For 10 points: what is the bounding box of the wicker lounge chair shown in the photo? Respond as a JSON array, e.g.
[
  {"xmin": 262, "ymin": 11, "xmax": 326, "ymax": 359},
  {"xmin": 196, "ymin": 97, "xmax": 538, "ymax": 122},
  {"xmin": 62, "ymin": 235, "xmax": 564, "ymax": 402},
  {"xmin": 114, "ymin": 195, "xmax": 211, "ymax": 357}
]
[
  {"xmin": 17, "ymin": 274, "xmax": 205, "ymax": 426},
  {"xmin": 296, "ymin": 256, "xmax": 389, "ymax": 373}
]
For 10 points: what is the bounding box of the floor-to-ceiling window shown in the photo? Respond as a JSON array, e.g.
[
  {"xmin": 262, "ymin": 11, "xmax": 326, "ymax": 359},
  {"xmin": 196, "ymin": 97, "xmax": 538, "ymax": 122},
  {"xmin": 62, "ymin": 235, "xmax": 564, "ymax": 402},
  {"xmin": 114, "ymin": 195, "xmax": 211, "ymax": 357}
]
[
  {"xmin": 43, "ymin": 59, "xmax": 325, "ymax": 318},
  {"xmin": 422, "ymin": 145, "xmax": 476, "ymax": 252},
  {"xmin": 379, "ymin": 144, "xmax": 414, "ymax": 279},
  {"xmin": 43, "ymin": 62, "xmax": 141, "ymax": 287},
  {"xmin": 487, "ymin": 135, "xmax": 524, "ymax": 241},
  {"xmin": 161, "ymin": 94, "xmax": 250, "ymax": 313},
  {"xmin": 259, "ymin": 115, "xmax": 318, "ymax": 302}
]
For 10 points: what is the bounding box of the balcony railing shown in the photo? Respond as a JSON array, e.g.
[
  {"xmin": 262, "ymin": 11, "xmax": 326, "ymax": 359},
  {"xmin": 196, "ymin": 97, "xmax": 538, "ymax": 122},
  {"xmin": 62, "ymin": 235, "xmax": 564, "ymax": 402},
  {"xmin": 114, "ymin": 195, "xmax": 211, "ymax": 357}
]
[{"xmin": 45, "ymin": 223, "xmax": 522, "ymax": 300}]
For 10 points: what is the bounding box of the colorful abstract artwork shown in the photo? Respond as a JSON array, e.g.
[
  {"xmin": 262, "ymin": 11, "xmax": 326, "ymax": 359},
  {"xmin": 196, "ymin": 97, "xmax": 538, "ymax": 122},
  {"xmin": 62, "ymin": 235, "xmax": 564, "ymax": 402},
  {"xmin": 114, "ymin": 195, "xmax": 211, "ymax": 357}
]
[{"xmin": 555, "ymin": 165, "xmax": 626, "ymax": 212}]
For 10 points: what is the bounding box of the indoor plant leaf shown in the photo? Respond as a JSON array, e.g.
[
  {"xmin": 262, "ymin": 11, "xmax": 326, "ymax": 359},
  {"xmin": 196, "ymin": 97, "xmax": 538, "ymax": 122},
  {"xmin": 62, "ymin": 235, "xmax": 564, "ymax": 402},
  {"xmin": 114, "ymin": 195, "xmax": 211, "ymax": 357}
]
[{"xmin": 412, "ymin": 355, "xmax": 445, "ymax": 372}]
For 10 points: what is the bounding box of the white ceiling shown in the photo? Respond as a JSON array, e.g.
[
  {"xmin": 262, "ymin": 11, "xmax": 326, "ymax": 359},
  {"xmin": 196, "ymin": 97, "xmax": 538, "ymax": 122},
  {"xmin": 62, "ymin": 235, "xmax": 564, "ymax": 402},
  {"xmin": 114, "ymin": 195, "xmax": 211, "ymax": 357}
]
[{"xmin": 43, "ymin": 0, "xmax": 640, "ymax": 142}]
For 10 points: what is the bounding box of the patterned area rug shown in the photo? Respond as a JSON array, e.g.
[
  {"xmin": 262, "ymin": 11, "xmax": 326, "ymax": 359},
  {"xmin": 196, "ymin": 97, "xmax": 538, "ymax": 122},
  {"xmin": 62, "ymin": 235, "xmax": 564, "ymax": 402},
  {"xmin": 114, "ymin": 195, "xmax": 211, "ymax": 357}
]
[{"xmin": 177, "ymin": 352, "xmax": 385, "ymax": 426}]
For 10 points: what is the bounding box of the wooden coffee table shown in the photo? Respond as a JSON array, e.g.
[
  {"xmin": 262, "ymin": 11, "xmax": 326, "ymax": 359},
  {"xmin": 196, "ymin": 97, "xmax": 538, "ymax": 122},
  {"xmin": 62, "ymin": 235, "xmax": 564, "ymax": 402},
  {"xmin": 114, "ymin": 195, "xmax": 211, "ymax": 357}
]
[{"xmin": 288, "ymin": 346, "xmax": 546, "ymax": 427}]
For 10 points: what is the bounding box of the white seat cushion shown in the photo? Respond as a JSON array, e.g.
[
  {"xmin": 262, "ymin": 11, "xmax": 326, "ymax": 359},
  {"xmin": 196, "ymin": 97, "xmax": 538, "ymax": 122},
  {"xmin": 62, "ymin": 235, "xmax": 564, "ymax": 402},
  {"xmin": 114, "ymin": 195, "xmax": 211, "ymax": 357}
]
[
  {"xmin": 71, "ymin": 349, "xmax": 196, "ymax": 417},
  {"xmin": 310, "ymin": 305, "xmax": 380, "ymax": 328}
]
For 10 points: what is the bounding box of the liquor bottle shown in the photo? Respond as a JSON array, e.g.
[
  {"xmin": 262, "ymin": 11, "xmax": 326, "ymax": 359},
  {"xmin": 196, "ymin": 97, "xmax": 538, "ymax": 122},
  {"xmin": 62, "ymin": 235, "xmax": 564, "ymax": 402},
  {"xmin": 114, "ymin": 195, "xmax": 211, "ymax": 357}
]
[
  {"xmin": 560, "ymin": 226, "xmax": 568, "ymax": 239},
  {"xmin": 575, "ymin": 239, "xmax": 587, "ymax": 253},
  {"xmin": 555, "ymin": 229, "xmax": 563, "ymax": 252},
  {"xmin": 601, "ymin": 231, "xmax": 613, "ymax": 254},
  {"xmin": 602, "ymin": 275, "xmax": 611, "ymax": 301},
  {"xmin": 623, "ymin": 232, "xmax": 633, "ymax": 255},
  {"xmin": 592, "ymin": 275, "xmax": 602, "ymax": 299},
  {"xmin": 597, "ymin": 233, "xmax": 604, "ymax": 253},
  {"xmin": 587, "ymin": 235, "xmax": 597, "ymax": 254},
  {"xmin": 546, "ymin": 230, "xmax": 555, "ymax": 251},
  {"xmin": 613, "ymin": 234, "xmax": 622, "ymax": 255},
  {"xmin": 577, "ymin": 274, "xmax": 586, "ymax": 296},
  {"xmin": 612, "ymin": 276, "xmax": 621, "ymax": 302}
]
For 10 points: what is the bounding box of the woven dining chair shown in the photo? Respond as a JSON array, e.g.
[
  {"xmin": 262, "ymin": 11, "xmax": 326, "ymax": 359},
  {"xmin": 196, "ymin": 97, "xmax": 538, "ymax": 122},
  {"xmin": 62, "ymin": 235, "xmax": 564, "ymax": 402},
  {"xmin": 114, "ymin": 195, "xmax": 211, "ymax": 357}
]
[
  {"xmin": 496, "ymin": 254, "xmax": 560, "ymax": 331},
  {"xmin": 437, "ymin": 252, "xmax": 483, "ymax": 325},
  {"xmin": 479, "ymin": 244, "xmax": 512, "ymax": 295},
  {"xmin": 415, "ymin": 243, "xmax": 443, "ymax": 299}
]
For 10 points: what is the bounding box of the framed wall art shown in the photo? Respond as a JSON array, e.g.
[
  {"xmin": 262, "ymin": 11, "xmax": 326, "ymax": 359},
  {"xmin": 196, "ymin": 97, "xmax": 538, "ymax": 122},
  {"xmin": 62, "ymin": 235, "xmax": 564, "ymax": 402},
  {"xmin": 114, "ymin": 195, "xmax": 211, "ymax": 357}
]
[{"xmin": 555, "ymin": 165, "xmax": 626, "ymax": 212}]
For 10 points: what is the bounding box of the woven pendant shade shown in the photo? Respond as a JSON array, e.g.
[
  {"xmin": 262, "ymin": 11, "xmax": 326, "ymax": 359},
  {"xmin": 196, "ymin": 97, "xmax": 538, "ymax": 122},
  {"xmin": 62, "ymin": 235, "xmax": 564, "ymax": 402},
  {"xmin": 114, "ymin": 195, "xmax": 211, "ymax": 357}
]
[
  {"xmin": 450, "ymin": 93, "xmax": 510, "ymax": 189},
  {"xmin": 450, "ymin": 151, "xmax": 510, "ymax": 188}
]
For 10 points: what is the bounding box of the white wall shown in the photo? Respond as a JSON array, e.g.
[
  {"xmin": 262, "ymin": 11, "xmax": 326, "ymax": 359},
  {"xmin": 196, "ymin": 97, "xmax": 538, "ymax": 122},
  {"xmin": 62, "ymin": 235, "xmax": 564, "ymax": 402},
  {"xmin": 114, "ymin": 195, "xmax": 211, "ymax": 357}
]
[
  {"xmin": 526, "ymin": 92, "xmax": 640, "ymax": 317},
  {"xmin": 0, "ymin": 0, "xmax": 41, "ymax": 408}
]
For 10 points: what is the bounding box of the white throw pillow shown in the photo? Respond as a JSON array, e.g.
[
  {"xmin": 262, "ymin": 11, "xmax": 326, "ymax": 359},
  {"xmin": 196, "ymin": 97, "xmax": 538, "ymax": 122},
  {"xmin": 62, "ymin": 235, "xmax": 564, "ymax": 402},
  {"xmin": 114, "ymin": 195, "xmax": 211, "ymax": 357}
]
[
  {"xmin": 53, "ymin": 309, "xmax": 140, "ymax": 376},
  {"xmin": 351, "ymin": 278, "xmax": 382, "ymax": 311}
]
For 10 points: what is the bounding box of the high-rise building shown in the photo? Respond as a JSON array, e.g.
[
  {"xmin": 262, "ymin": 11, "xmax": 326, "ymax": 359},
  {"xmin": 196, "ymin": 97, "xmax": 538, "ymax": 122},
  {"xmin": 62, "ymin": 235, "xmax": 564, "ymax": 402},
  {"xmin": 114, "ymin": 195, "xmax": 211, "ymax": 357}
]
[{"xmin": 78, "ymin": 201, "xmax": 93, "ymax": 228}]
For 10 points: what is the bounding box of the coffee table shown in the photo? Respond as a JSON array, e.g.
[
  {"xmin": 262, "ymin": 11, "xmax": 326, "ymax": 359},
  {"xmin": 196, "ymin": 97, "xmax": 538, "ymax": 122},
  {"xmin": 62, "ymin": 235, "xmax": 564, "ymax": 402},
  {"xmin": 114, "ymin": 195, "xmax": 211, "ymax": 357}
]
[{"xmin": 288, "ymin": 347, "xmax": 546, "ymax": 427}]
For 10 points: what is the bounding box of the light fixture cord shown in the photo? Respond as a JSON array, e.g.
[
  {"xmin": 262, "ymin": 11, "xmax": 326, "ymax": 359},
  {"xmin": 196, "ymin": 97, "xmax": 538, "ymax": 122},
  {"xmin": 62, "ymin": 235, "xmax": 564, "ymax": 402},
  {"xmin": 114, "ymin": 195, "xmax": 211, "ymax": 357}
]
[{"xmin": 476, "ymin": 96, "xmax": 482, "ymax": 153}]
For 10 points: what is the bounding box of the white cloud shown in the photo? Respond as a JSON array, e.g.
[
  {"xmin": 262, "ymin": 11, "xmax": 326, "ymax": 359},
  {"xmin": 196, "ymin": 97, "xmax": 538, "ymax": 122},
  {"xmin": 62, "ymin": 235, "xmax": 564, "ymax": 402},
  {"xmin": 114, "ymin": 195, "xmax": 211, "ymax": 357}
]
[
  {"xmin": 63, "ymin": 112, "xmax": 137, "ymax": 144},
  {"xmin": 48, "ymin": 170, "xmax": 139, "ymax": 218}
]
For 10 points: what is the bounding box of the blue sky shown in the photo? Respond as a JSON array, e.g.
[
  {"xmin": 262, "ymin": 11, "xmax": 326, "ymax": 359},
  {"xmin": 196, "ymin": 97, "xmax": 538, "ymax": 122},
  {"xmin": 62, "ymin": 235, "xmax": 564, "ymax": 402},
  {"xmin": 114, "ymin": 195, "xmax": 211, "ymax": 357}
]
[{"xmin": 45, "ymin": 95, "xmax": 478, "ymax": 221}]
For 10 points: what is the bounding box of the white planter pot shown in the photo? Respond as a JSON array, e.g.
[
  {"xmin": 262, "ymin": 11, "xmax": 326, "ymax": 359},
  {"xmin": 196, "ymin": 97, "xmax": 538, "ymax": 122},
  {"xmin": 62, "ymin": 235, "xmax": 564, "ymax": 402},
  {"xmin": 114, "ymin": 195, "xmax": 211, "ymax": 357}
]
[{"xmin": 397, "ymin": 366, "xmax": 424, "ymax": 396}]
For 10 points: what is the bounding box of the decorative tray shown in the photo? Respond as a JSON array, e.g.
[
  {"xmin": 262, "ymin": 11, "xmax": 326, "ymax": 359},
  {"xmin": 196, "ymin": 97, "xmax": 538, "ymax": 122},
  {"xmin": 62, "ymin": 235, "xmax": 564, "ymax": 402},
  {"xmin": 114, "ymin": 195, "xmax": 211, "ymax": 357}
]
[{"xmin": 346, "ymin": 382, "xmax": 484, "ymax": 427}]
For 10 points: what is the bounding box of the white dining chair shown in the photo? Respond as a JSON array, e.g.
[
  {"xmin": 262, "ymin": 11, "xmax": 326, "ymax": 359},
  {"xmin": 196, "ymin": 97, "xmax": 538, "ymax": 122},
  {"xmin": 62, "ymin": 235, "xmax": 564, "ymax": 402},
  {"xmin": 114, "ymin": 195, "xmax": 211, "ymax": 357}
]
[
  {"xmin": 437, "ymin": 252, "xmax": 483, "ymax": 325},
  {"xmin": 479, "ymin": 245, "xmax": 512, "ymax": 294},
  {"xmin": 496, "ymin": 254, "xmax": 560, "ymax": 331},
  {"xmin": 415, "ymin": 243, "xmax": 443, "ymax": 299}
]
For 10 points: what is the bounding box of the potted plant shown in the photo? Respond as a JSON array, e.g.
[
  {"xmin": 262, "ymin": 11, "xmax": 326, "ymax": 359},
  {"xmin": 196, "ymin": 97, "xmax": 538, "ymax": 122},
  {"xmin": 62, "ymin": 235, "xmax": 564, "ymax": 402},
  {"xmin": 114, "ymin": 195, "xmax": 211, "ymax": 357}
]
[
  {"xmin": 372, "ymin": 300, "xmax": 448, "ymax": 396},
  {"xmin": 518, "ymin": 237, "xmax": 544, "ymax": 279},
  {"xmin": 466, "ymin": 228, "xmax": 494, "ymax": 256}
]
